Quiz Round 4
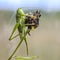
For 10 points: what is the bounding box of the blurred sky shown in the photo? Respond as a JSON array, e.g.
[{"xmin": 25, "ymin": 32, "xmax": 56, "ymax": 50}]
[{"xmin": 0, "ymin": 0, "xmax": 60, "ymax": 11}]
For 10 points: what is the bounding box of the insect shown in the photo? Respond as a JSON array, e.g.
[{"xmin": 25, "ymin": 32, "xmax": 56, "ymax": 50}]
[
  {"xmin": 8, "ymin": 8, "xmax": 41, "ymax": 60},
  {"xmin": 25, "ymin": 10, "xmax": 41, "ymax": 30}
]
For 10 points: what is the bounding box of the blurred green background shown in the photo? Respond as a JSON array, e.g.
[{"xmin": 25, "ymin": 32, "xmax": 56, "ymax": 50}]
[{"xmin": 0, "ymin": 0, "xmax": 60, "ymax": 60}]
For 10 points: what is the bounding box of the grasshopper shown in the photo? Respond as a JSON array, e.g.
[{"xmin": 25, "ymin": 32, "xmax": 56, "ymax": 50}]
[
  {"xmin": 8, "ymin": 8, "xmax": 35, "ymax": 60},
  {"xmin": 8, "ymin": 8, "xmax": 41, "ymax": 60}
]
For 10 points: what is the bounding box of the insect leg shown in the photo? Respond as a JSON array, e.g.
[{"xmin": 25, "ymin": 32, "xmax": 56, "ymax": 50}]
[
  {"xmin": 9, "ymin": 34, "xmax": 19, "ymax": 40},
  {"xmin": 9, "ymin": 23, "xmax": 19, "ymax": 41},
  {"xmin": 24, "ymin": 37, "xmax": 29, "ymax": 55},
  {"xmin": 24, "ymin": 30, "xmax": 29, "ymax": 55},
  {"xmin": 8, "ymin": 36, "xmax": 23, "ymax": 60},
  {"xmin": 23, "ymin": 29, "xmax": 31, "ymax": 55}
]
